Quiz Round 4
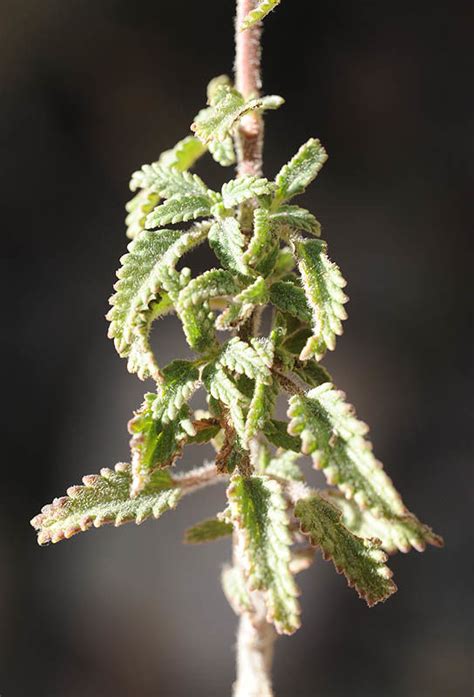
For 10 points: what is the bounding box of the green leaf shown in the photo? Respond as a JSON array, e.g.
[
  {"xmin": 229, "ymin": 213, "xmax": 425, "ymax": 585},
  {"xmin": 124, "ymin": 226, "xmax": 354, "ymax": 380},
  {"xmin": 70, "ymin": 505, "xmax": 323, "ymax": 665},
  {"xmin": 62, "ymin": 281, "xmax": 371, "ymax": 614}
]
[
  {"xmin": 264, "ymin": 419, "xmax": 302, "ymax": 452},
  {"xmin": 158, "ymin": 135, "xmax": 207, "ymax": 170},
  {"xmin": 295, "ymin": 494, "xmax": 397, "ymax": 606},
  {"xmin": 146, "ymin": 194, "xmax": 212, "ymax": 228},
  {"xmin": 204, "ymin": 363, "xmax": 249, "ymax": 442},
  {"xmin": 243, "ymin": 208, "xmax": 274, "ymax": 269},
  {"xmin": 31, "ymin": 463, "xmax": 181, "ymax": 545},
  {"xmin": 107, "ymin": 226, "xmax": 208, "ymax": 379},
  {"xmin": 129, "ymin": 395, "xmax": 192, "ymax": 495},
  {"xmin": 244, "ymin": 377, "xmax": 278, "ymax": 446},
  {"xmin": 222, "ymin": 565, "xmax": 253, "ymax": 615},
  {"xmin": 292, "ymin": 360, "xmax": 332, "ymax": 388},
  {"xmin": 177, "ymin": 269, "xmax": 241, "ymax": 352},
  {"xmin": 227, "ymin": 475, "xmax": 301, "ymax": 634},
  {"xmin": 221, "ymin": 176, "xmax": 275, "ymax": 208},
  {"xmin": 208, "ymin": 217, "xmax": 248, "ymax": 275},
  {"xmin": 192, "ymin": 84, "xmax": 283, "ymax": 144},
  {"xmin": 323, "ymin": 490, "xmax": 444, "ymax": 554},
  {"xmin": 287, "ymin": 383, "xmax": 443, "ymax": 552},
  {"xmin": 125, "ymin": 189, "xmax": 161, "ymax": 240},
  {"xmin": 218, "ymin": 337, "xmax": 273, "ymax": 384},
  {"xmin": 264, "ymin": 450, "xmax": 304, "ymax": 482},
  {"xmin": 131, "ymin": 163, "xmax": 209, "ymax": 199},
  {"xmin": 216, "ymin": 276, "xmax": 269, "ymax": 330},
  {"xmin": 241, "ymin": 0, "xmax": 281, "ymax": 29},
  {"xmin": 209, "ymin": 137, "xmax": 236, "ymax": 166},
  {"xmin": 294, "ymin": 237, "xmax": 348, "ymax": 361},
  {"xmin": 275, "ymin": 138, "xmax": 328, "ymax": 202},
  {"xmin": 184, "ymin": 517, "xmax": 233, "ymax": 544},
  {"xmin": 271, "ymin": 205, "xmax": 321, "ymax": 236},
  {"xmin": 148, "ymin": 360, "xmax": 200, "ymax": 424},
  {"xmin": 269, "ymin": 280, "xmax": 312, "ymax": 324}
]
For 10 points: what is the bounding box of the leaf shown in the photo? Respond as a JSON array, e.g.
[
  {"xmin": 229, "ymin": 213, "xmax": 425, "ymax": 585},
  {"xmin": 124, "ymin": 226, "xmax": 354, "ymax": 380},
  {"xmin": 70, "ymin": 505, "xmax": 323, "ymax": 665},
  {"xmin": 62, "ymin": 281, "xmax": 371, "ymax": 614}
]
[
  {"xmin": 107, "ymin": 226, "xmax": 208, "ymax": 379},
  {"xmin": 243, "ymin": 207, "xmax": 274, "ymax": 267},
  {"xmin": 323, "ymin": 490, "xmax": 444, "ymax": 554},
  {"xmin": 131, "ymin": 163, "xmax": 209, "ymax": 199},
  {"xmin": 295, "ymin": 494, "xmax": 397, "ymax": 606},
  {"xmin": 31, "ymin": 463, "xmax": 181, "ymax": 545},
  {"xmin": 227, "ymin": 475, "xmax": 301, "ymax": 634},
  {"xmin": 269, "ymin": 280, "xmax": 312, "ymax": 324},
  {"xmin": 264, "ymin": 419, "xmax": 302, "ymax": 452},
  {"xmin": 129, "ymin": 395, "xmax": 192, "ymax": 495},
  {"xmin": 265, "ymin": 450, "xmax": 304, "ymax": 482},
  {"xmin": 148, "ymin": 360, "xmax": 200, "ymax": 424},
  {"xmin": 177, "ymin": 269, "xmax": 241, "ymax": 352},
  {"xmin": 208, "ymin": 217, "xmax": 248, "ymax": 275},
  {"xmin": 209, "ymin": 137, "xmax": 236, "ymax": 166},
  {"xmin": 218, "ymin": 337, "xmax": 273, "ymax": 384},
  {"xmin": 125, "ymin": 189, "xmax": 161, "ymax": 240},
  {"xmin": 244, "ymin": 377, "xmax": 278, "ymax": 446},
  {"xmin": 241, "ymin": 0, "xmax": 281, "ymax": 29},
  {"xmin": 204, "ymin": 363, "xmax": 249, "ymax": 442},
  {"xmin": 222, "ymin": 565, "xmax": 253, "ymax": 615},
  {"xmin": 192, "ymin": 84, "xmax": 283, "ymax": 144},
  {"xmin": 271, "ymin": 205, "xmax": 321, "ymax": 236},
  {"xmin": 158, "ymin": 135, "xmax": 207, "ymax": 170},
  {"xmin": 292, "ymin": 360, "xmax": 332, "ymax": 388},
  {"xmin": 184, "ymin": 517, "xmax": 233, "ymax": 544},
  {"xmin": 275, "ymin": 138, "xmax": 328, "ymax": 202},
  {"xmin": 216, "ymin": 276, "xmax": 268, "ymax": 330},
  {"xmin": 146, "ymin": 193, "xmax": 212, "ymax": 228},
  {"xmin": 293, "ymin": 237, "xmax": 348, "ymax": 361},
  {"xmin": 221, "ymin": 176, "xmax": 274, "ymax": 208},
  {"xmin": 287, "ymin": 383, "xmax": 443, "ymax": 552}
]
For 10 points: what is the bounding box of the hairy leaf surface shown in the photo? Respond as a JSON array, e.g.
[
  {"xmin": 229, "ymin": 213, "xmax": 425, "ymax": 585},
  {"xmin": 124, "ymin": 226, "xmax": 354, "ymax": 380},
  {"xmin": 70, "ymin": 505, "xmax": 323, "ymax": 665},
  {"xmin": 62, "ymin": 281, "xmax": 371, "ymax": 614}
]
[
  {"xmin": 31, "ymin": 464, "xmax": 180, "ymax": 545},
  {"xmin": 227, "ymin": 475, "xmax": 301, "ymax": 634},
  {"xmin": 184, "ymin": 518, "xmax": 233, "ymax": 544},
  {"xmin": 275, "ymin": 139, "xmax": 328, "ymax": 202},
  {"xmin": 295, "ymin": 494, "xmax": 397, "ymax": 606},
  {"xmin": 146, "ymin": 194, "xmax": 212, "ymax": 228},
  {"xmin": 208, "ymin": 217, "xmax": 248, "ymax": 275},
  {"xmin": 241, "ymin": 0, "xmax": 281, "ymax": 29}
]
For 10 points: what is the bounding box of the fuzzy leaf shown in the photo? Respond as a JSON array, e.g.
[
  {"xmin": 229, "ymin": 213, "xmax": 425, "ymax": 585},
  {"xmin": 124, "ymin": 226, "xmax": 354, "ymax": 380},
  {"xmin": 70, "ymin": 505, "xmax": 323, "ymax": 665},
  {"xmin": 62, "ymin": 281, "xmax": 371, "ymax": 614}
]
[
  {"xmin": 222, "ymin": 565, "xmax": 253, "ymax": 615},
  {"xmin": 131, "ymin": 163, "xmax": 209, "ymax": 199},
  {"xmin": 184, "ymin": 518, "xmax": 233, "ymax": 544},
  {"xmin": 125, "ymin": 189, "xmax": 161, "ymax": 240},
  {"xmin": 218, "ymin": 337, "xmax": 273, "ymax": 384},
  {"xmin": 241, "ymin": 0, "xmax": 281, "ymax": 29},
  {"xmin": 269, "ymin": 280, "xmax": 312, "ymax": 324},
  {"xmin": 107, "ymin": 226, "xmax": 208, "ymax": 379},
  {"xmin": 294, "ymin": 238, "xmax": 348, "ymax": 361},
  {"xmin": 295, "ymin": 494, "xmax": 397, "ymax": 606},
  {"xmin": 271, "ymin": 205, "xmax": 321, "ymax": 236},
  {"xmin": 227, "ymin": 475, "xmax": 301, "ymax": 634},
  {"xmin": 208, "ymin": 217, "xmax": 248, "ymax": 275},
  {"xmin": 177, "ymin": 269, "xmax": 241, "ymax": 352},
  {"xmin": 148, "ymin": 360, "xmax": 200, "ymax": 424},
  {"xmin": 244, "ymin": 377, "xmax": 278, "ymax": 446},
  {"xmin": 31, "ymin": 464, "xmax": 180, "ymax": 545},
  {"xmin": 157, "ymin": 135, "xmax": 207, "ymax": 170},
  {"xmin": 204, "ymin": 363, "xmax": 249, "ymax": 442},
  {"xmin": 264, "ymin": 419, "xmax": 302, "ymax": 452},
  {"xmin": 292, "ymin": 360, "xmax": 332, "ymax": 388},
  {"xmin": 265, "ymin": 450, "xmax": 304, "ymax": 482},
  {"xmin": 129, "ymin": 396, "xmax": 191, "ymax": 496},
  {"xmin": 243, "ymin": 208, "xmax": 274, "ymax": 267},
  {"xmin": 192, "ymin": 84, "xmax": 283, "ymax": 144},
  {"xmin": 275, "ymin": 138, "xmax": 328, "ymax": 202},
  {"xmin": 221, "ymin": 176, "xmax": 275, "ymax": 208},
  {"xmin": 146, "ymin": 194, "xmax": 212, "ymax": 228},
  {"xmin": 287, "ymin": 383, "xmax": 443, "ymax": 552},
  {"xmin": 216, "ymin": 276, "xmax": 268, "ymax": 330},
  {"xmin": 323, "ymin": 490, "xmax": 444, "ymax": 554}
]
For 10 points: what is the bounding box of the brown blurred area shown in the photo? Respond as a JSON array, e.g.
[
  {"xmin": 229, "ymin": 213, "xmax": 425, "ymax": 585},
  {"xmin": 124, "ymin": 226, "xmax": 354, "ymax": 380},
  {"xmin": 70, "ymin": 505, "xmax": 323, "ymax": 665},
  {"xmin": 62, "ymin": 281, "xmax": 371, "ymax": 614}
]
[{"xmin": 1, "ymin": 1, "xmax": 472, "ymax": 695}]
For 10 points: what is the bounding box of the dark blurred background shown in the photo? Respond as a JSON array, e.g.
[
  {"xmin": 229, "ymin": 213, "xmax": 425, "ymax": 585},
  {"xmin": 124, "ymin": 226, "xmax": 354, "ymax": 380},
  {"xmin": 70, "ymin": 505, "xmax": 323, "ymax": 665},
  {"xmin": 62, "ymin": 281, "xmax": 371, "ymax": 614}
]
[{"xmin": 1, "ymin": 1, "xmax": 472, "ymax": 695}]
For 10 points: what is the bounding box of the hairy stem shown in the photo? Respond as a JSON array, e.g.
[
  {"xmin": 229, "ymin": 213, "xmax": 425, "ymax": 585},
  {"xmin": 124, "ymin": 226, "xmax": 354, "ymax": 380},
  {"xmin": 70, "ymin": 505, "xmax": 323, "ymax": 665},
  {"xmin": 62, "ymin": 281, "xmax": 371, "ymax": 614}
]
[
  {"xmin": 235, "ymin": 0, "xmax": 264, "ymax": 177},
  {"xmin": 231, "ymin": 2, "xmax": 277, "ymax": 696}
]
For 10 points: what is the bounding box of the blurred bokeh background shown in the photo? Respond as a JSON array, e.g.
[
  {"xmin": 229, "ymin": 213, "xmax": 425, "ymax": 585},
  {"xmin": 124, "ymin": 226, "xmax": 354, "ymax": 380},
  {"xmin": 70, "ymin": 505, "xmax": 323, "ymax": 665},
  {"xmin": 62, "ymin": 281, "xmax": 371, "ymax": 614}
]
[{"xmin": 1, "ymin": 1, "xmax": 472, "ymax": 695}]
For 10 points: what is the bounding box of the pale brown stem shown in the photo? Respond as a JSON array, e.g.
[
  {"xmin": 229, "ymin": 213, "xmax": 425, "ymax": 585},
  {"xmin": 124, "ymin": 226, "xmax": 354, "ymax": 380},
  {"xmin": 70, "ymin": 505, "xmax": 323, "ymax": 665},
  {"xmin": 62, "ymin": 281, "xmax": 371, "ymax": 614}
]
[
  {"xmin": 232, "ymin": 2, "xmax": 277, "ymax": 696},
  {"xmin": 235, "ymin": 0, "xmax": 264, "ymax": 177}
]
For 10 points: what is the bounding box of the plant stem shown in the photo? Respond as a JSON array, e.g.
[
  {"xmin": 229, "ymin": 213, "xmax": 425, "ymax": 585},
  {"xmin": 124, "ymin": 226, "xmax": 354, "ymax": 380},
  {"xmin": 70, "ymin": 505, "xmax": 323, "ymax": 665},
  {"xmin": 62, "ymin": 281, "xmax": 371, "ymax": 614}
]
[
  {"xmin": 231, "ymin": 3, "xmax": 277, "ymax": 696},
  {"xmin": 235, "ymin": 0, "xmax": 263, "ymax": 177}
]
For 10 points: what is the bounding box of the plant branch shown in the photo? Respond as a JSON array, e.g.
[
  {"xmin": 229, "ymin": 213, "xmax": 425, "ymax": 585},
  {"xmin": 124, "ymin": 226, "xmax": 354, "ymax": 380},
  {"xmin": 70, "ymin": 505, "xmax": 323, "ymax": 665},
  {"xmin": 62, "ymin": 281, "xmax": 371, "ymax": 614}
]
[{"xmin": 235, "ymin": 0, "xmax": 264, "ymax": 177}]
